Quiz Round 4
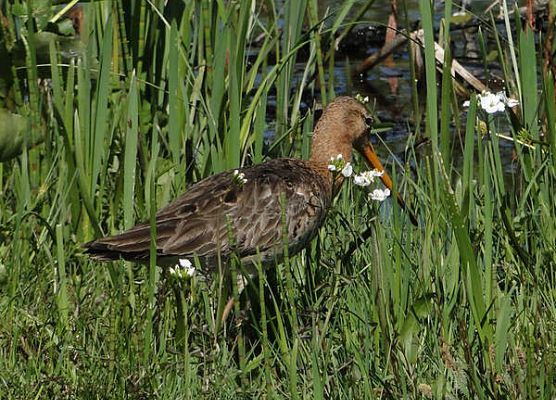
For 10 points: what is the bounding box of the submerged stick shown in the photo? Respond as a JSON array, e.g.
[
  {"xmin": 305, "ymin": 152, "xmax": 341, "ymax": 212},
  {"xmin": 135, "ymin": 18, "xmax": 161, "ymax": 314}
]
[{"xmin": 355, "ymin": 28, "xmax": 487, "ymax": 93}]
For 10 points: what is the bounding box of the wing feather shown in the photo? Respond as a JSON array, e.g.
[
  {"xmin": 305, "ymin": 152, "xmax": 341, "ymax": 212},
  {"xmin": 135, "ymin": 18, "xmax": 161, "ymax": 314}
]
[{"xmin": 83, "ymin": 159, "xmax": 331, "ymax": 267}]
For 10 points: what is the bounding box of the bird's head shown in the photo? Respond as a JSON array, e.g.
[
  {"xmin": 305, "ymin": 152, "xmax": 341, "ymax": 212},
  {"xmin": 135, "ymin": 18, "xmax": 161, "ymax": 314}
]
[{"xmin": 311, "ymin": 96, "xmax": 417, "ymax": 225}]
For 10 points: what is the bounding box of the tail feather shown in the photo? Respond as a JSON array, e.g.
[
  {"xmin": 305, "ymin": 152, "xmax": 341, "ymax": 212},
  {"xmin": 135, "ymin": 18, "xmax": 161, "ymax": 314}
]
[
  {"xmin": 82, "ymin": 236, "xmax": 151, "ymax": 262},
  {"xmin": 82, "ymin": 218, "xmax": 187, "ymax": 262}
]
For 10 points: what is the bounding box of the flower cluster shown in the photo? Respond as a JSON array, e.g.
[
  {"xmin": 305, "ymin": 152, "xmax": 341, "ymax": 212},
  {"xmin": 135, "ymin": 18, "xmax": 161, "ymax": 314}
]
[
  {"xmin": 354, "ymin": 93, "xmax": 370, "ymax": 104},
  {"xmin": 232, "ymin": 169, "xmax": 247, "ymax": 186},
  {"xmin": 327, "ymin": 154, "xmax": 353, "ymax": 178},
  {"xmin": 463, "ymin": 90, "xmax": 519, "ymax": 114},
  {"xmin": 369, "ymin": 188, "xmax": 391, "ymax": 201},
  {"xmin": 352, "ymin": 169, "xmax": 384, "ymax": 186},
  {"xmin": 169, "ymin": 258, "xmax": 196, "ymax": 280},
  {"xmin": 328, "ymin": 155, "xmax": 390, "ymax": 202}
]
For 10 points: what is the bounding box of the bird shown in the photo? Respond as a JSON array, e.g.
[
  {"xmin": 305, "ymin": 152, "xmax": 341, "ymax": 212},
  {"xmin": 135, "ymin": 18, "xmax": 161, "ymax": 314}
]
[{"xmin": 83, "ymin": 96, "xmax": 415, "ymax": 270}]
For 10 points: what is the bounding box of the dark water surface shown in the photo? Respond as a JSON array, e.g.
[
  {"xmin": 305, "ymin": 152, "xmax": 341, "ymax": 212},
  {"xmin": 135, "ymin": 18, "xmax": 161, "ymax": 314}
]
[{"xmin": 315, "ymin": 0, "xmax": 516, "ymax": 171}]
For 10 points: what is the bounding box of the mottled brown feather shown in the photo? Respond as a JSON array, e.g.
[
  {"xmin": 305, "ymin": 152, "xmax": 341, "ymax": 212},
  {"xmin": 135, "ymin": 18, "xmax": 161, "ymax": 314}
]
[
  {"xmin": 83, "ymin": 96, "xmax": 391, "ymax": 269},
  {"xmin": 84, "ymin": 159, "xmax": 332, "ymax": 268}
]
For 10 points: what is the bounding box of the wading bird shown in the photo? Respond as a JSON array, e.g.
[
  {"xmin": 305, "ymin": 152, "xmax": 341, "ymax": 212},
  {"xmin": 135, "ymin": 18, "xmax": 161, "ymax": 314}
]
[{"xmin": 83, "ymin": 96, "xmax": 415, "ymax": 270}]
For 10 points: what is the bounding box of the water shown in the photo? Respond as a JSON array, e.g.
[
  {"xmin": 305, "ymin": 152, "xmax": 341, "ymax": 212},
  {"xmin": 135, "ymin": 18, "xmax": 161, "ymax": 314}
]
[{"xmin": 318, "ymin": 0, "xmax": 516, "ymax": 168}]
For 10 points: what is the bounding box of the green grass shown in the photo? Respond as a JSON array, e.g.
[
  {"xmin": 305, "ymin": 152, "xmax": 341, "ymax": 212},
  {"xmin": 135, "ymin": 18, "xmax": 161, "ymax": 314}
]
[{"xmin": 1, "ymin": 0, "xmax": 556, "ymax": 398}]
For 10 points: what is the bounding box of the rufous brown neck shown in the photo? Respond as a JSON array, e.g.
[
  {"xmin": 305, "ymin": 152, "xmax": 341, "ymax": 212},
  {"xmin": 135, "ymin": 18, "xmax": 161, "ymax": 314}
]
[
  {"xmin": 308, "ymin": 117, "xmax": 355, "ymax": 196},
  {"xmin": 309, "ymin": 117, "xmax": 353, "ymax": 173}
]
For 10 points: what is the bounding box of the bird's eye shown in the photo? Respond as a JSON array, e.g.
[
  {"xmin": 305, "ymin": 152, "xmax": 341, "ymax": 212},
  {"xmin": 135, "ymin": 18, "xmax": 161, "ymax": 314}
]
[{"xmin": 365, "ymin": 116, "xmax": 374, "ymax": 127}]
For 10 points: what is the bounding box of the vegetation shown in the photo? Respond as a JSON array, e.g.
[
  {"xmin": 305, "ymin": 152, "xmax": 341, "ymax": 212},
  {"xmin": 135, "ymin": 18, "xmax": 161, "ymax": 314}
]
[{"xmin": 0, "ymin": 0, "xmax": 555, "ymax": 398}]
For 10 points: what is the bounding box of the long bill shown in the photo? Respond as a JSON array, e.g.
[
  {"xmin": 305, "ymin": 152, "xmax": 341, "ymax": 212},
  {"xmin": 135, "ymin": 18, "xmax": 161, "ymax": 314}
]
[{"xmin": 359, "ymin": 142, "xmax": 418, "ymax": 226}]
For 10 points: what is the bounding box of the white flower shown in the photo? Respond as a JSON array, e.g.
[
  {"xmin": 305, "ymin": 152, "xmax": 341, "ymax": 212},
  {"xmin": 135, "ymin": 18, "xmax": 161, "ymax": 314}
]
[
  {"xmin": 497, "ymin": 91, "xmax": 519, "ymax": 108},
  {"xmin": 328, "ymin": 154, "xmax": 347, "ymax": 173},
  {"xmin": 369, "ymin": 188, "xmax": 391, "ymax": 202},
  {"xmin": 353, "ymin": 173, "xmax": 371, "ymax": 187},
  {"xmin": 170, "ymin": 258, "xmax": 196, "ymax": 279},
  {"xmin": 354, "ymin": 93, "xmax": 370, "ymax": 104},
  {"xmin": 506, "ymin": 98, "xmax": 519, "ymax": 108},
  {"xmin": 463, "ymin": 91, "xmax": 519, "ymax": 113},
  {"xmin": 479, "ymin": 91, "xmax": 506, "ymax": 114},
  {"xmin": 232, "ymin": 169, "xmax": 247, "ymax": 185},
  {"xmin": 352, "ymin": 169, "xmax": 383, "ymax": 187},
  {"xmin": 341, "ymin": 163, "xmax": 353, "ymax": 177},
  {"xmin": 178, "ymin": 258, "xmax": 196, "ymax": 276}
]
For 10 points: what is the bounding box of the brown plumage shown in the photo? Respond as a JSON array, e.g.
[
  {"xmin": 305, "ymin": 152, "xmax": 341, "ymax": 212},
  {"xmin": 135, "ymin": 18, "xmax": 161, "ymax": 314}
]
[{"xmin": 83, "ymin": 96, "xmax": 413, "ymax": 268}]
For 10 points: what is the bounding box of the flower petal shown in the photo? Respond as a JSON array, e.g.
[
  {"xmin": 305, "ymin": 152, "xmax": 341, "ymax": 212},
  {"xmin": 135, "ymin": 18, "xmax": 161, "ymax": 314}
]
[
  {"xmin": 353, "ymin": 173, "xmax": 371, "ymax": 186},
  {"xmin": 506, "ymin": 98, "xmax": 519, "ymax": 108},
  {"xmin": 369, "ymin": 188, "xmax": 391, "ymax": 202},
  {"xmin": 179, "ymin": 258, "xmax": 192, "ymax": 268},
  {"xmin": 341, "ymin": 163, "xmax": 353, "ymax": 177}
]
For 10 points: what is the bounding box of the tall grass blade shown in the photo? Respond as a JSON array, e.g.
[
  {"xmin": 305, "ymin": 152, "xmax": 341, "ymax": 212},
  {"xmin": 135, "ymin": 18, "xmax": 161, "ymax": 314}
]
[
  {"xmin": 123, "ymin": 73, "xmax": 139, "ymax": 230},
  {"xmin": 419, "ymin": 0, "xmax": 438, "ymax": 148},
  {"xmin": 519, "ymin": 27, "xmax": 540, "ymax": 140}
]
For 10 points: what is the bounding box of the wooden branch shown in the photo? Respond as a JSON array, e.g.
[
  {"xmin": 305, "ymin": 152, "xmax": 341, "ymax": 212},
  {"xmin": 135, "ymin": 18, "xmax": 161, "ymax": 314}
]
[
  {"xmin": 355, "ymin": 28, "xmax": 487, "ymax": 94},
  {"xmin": 354, "ymin": 30, "xmax": 409, "ymax": 75}
]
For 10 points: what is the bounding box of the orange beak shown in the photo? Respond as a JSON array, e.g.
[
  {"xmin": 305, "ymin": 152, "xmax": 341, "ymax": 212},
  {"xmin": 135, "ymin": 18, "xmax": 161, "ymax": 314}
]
[{"xmin": 360, "ymin": 142, "xmax": 418, "ymax": 226}]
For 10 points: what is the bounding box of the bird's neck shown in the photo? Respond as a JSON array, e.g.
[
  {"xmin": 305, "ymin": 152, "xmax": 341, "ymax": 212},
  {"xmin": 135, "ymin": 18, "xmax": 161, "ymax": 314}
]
[
  {"xmin": 309, "ymin": 128, "xmax": 353, "ymax": 174},
  {"xmin": 309, "ymin": 128, "xmax": 353, "ymax": 197}
]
